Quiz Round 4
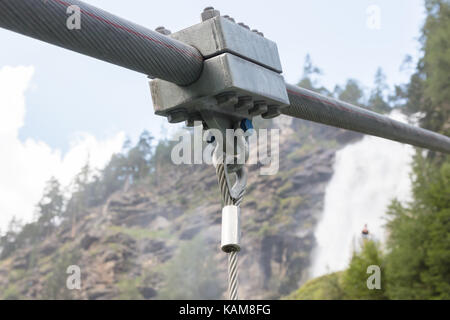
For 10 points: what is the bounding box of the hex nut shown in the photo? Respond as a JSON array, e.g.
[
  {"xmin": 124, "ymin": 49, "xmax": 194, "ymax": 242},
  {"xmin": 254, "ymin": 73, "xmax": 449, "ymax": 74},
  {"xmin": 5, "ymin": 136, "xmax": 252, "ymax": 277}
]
[
  {"xmin": 155, "ymin": 26, "xmax": 171, "ymax": 35},
  {"xmin": 216, "ymin": 91, "xmax": 238, "ymax": 106},
  {"xmin": 249, "ymin": 101, "xmax": 268, "ymax": 116},
  {"xmin": 235, "ymin": 96, "xmax": 253, "ymax": 111},
  {"xmin": 202, "ymin": 7, "xmax": 220, "ymax": 21},
  {"xmin": 262, "ymin": 105, "xmax": 282, "ymax": 119},
  {"xmin": 168, "ymin": 110, "xmax": 188, "ymax": 123}
]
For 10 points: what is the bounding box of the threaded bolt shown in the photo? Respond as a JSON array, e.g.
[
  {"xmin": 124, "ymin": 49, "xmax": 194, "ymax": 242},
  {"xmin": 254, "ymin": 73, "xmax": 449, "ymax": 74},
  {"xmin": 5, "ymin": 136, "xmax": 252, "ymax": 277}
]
[
  {"xmin": 252, "ymin": 29, "xmax": 264, "ymax": 37},
  {"xmin": 235, "ymin": 96, "xmax": 253, "ymax": 111},
  {"xmin": 155, "ymin": 26, "xmax": 171, "ymax": 35},
  {"xmin": 216, "ymin": 91, "xmax": 238, "ymax": 106},
  {"xmin": 168, "ymin": 110, "xmax": 188, "ymax": 124},
  {"xmin": 202, "ymin": 7, "xmax": 220, "ymax": 21},
  {"xmin": 223, "ymin": 15, "xmax": 235, "ymax": 23},
  {"xmin": 238, "ymin": 22, "xmax": 250, "ymax": 30},
  {"xmin": 262, "ymin": 105, "xmax": 282, "ymax": 119},
  {"xmin": 249, "ymin": 101, "xmax": 268, "ymax": 116}
]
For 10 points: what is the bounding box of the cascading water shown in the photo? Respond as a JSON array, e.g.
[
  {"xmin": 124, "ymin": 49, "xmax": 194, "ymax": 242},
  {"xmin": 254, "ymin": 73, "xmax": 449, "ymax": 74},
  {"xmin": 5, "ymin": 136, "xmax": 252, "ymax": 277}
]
[{"xmin": 310, "ymin": 110, "xmax": 415, "ymax": 278}]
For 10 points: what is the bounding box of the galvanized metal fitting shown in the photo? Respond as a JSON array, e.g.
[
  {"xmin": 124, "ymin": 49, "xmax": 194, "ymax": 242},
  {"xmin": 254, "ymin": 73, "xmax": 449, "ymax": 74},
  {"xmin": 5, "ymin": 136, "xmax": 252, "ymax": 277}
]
[
  {"xmin": 155, "ymin": 26, "xmax": 171, "ymax": 35},
  {"xmin": 202, "ymin": 7, "xmax": 220, "ymax": 21},
  {"xmin": 221, "ymin": 205, "xmax": 241, "ymax": 253},
  {"xmin": 262, "ymin": 105, "xmax": 282, "ymax": 119},
  {"xmin": 249, "ymin": 100, "xmax": 268, "ymax": 116},
  {"xmin": 150, "ymin": 12, "xmax": 288, "ymax": 130},
  {"xmin": 167, "ymin": 109, "xmax": 188, "ymax": 123},
  {"xmin": 238, "ymin": 22, "xmax": 250, "ymax": 30},
  {"xmin": 223, "ymin": 15, "xmax": 235, "ymax": 23},
  {"xmin": 216, "ymin": 91, "xmax": 239, "ymax": 107},
  {"xmin": 235, "ymin": 96, "xmax": 253, "ymax": 111},
  {"xmin": 184, "ymin": 112, "xmax": 202, "ymax": 127}
]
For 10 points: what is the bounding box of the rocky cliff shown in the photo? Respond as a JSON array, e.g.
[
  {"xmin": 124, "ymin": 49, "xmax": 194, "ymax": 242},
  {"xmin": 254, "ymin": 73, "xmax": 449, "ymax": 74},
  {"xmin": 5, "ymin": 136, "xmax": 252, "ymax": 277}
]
[{"xmin": 0, "ymin": 116, "xmax": 360, "ymax": 300}]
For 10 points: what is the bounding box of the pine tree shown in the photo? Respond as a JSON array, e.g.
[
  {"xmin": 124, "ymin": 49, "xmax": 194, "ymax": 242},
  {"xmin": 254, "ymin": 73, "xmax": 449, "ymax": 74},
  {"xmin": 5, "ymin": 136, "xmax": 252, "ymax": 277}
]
[
  {"xmin": 334, "ymin": 79, "xmax": 364, "ymax": 106},
  {"xmin": 36, "ymin": 177, "xmax": 64, "ymax": 237},
  {"xmin": 298, "ymin": 54, "xmax": 330, "ymax": 96},
  {"xmin": 368, "ymin": 67, "xmax": 390, "ymax": 113},
  {"xmin": 341, "ymin": 240, "xmax": 387, "ymax": 299}
]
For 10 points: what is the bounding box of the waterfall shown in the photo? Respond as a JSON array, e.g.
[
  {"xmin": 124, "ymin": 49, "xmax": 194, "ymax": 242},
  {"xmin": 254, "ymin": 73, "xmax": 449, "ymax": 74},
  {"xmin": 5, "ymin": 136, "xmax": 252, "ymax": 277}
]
[{"xmin": 310, "ymin": 110, "xmax": 415, "ymax": 278}]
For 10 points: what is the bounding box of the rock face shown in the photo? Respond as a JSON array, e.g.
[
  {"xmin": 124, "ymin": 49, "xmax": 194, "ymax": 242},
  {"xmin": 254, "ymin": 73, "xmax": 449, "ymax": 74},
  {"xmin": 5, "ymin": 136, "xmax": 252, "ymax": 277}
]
[{"xmin": 0, "ymin": 117, "xmax": 360, "ymax": 300}]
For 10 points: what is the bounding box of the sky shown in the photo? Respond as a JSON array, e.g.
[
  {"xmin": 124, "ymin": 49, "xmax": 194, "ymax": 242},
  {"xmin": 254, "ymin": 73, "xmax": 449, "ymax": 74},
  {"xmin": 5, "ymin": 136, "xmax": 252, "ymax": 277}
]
[{"xmin": 0, "ymin": 0, "xmax": 426, "ymax": 231}]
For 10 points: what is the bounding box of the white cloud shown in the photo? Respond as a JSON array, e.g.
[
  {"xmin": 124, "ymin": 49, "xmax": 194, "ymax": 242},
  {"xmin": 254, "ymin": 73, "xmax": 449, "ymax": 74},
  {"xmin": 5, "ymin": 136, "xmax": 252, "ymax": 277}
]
[{"xmin": 0, "ymin": 66, "xmax": 125, "ymax": 232}]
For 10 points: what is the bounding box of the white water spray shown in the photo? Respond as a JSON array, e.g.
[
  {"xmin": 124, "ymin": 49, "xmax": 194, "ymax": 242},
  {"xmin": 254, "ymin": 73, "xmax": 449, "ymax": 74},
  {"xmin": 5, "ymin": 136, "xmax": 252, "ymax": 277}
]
[{"xmin": 311, "ymin": 110, "xmax": 415, "ymax": 278}]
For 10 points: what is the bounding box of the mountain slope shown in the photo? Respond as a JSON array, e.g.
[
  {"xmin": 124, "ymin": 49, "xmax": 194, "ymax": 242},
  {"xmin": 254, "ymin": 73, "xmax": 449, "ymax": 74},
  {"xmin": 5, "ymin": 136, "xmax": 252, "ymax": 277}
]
[{"xmin": 0, "ymin": 116, "xmax": 360, "ymax": 300}]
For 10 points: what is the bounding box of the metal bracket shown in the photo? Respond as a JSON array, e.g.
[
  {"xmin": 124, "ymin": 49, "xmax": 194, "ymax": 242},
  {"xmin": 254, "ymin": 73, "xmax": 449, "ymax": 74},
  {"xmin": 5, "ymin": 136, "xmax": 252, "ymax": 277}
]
[
  {"xmin": 150, "ymin": 10, "xmax": 289, "ymax": 127},
  {"xmin": 150, "ymin": 53, "xmax": 289, "ymax": 124}
]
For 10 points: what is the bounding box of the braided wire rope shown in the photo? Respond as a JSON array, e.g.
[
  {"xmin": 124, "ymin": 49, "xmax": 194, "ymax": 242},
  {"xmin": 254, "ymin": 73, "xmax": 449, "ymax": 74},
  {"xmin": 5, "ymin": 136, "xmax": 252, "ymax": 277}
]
[
  {"xmin": 0, "ymin": 0, "xmax": 203, "ymax": 85},
  {"xmin": 215, "ymin": 163, "xmax": 244, "ymax": 300}
]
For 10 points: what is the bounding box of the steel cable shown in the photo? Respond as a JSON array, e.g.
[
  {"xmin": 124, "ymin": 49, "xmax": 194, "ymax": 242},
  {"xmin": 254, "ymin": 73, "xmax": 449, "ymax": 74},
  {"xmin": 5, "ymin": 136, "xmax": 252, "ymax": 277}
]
[
  {"xmin": 283, "ymin": 84, "xmax": 450, "ymax": 154},
  {"xmin": 215, "ymin": 163, "xmax": 244, "ymax": 300},
  {"xmin": 0, "ymin": 0, "xmax": 203, "ymax": 85}
]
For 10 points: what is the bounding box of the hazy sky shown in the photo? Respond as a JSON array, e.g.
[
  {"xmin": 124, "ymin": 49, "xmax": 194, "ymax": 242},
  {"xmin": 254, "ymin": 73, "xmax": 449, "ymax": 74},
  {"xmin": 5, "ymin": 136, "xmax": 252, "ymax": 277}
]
[{"xmin": 0, "ymin": 0, "xmax": 426, "ymax": 230}]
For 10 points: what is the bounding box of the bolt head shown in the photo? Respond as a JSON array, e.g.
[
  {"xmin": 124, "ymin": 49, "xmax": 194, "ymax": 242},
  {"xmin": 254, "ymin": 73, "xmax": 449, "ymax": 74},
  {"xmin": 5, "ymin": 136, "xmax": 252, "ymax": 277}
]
[
  {"xmin": 235, "ymin": 96, "xmax": 253, "ymax": 111},
  {"xmin": 262, "ymin": 105, "xmax": 282, "ymax": 119},
  {"xmin": 216, "ymin": 92, "xmax": 238, "ymax": 106},
  {"xmin": 155, "ymin": 26, "xmax": 171, "ymax": 35},
  {"xmin": 168, "ymin": 110, "xmax": 188, "ymax": 124},
  {"xmin": 201, "ymin": 7, "xmax": 220, "ymax": 21},
  {"xmin": 238, "ymin": 23, "xmax": 250, "ymax": 30},
  {"xmin": 249, "ymin": 101, "xmax": 268, "ymax": 116},
  {"xmin": 251, "ymin": 29, "xmax": 264, "ymax": 37}
]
